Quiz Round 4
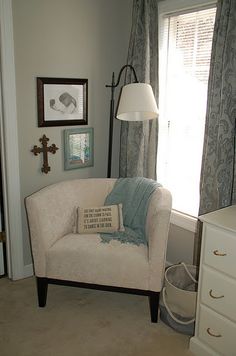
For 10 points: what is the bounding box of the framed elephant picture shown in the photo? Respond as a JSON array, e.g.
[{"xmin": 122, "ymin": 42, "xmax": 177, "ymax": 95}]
[{"xmin": 37, "ymin": 77, "xmax": 88, "ymax": 127}]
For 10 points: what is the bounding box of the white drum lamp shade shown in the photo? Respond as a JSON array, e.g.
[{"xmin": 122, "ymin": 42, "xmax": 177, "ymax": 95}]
[{"xmin": 116, "ymin": 83, "xmax": 159, "ymax": 121}]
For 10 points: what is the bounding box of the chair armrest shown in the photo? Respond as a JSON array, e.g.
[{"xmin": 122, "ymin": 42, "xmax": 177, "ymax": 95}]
[
  {"xmin": 146, "ymin": 187, "xmax": 172, "ymax": 291},
  {"xmin": 25, "ymin": 188, "xmax": 75, "ymax": 277}
]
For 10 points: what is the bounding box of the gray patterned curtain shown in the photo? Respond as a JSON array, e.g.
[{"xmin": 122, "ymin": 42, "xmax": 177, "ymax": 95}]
[
  {"xmin": 199, "ymin": 0, "xmax": 236, "ymax": 215},
  {"xmin": 119, "ymin": 0, "xmax": 159, "ymax": 179}
]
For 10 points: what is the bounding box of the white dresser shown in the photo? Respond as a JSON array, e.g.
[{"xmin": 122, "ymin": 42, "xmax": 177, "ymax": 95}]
[{"xmin": 190, "ymin": 205, "xmax": 236, "ymax": 356}]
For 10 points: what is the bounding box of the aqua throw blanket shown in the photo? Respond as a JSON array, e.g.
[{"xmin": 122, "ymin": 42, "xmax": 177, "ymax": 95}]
[{"xmin": 100, "ymin": 177, "xmax": 161, "ymax": 246}]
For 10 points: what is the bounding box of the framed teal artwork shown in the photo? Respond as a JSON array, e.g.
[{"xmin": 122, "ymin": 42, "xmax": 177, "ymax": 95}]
[{"xmin": 64, "ymin": 127, "xmax": 94, "ymax": 170}]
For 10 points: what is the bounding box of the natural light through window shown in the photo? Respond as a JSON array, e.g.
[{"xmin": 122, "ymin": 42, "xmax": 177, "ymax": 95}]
[{"xmin": 157, "ymin": 6, "xmax": 216, "ymax": 217}]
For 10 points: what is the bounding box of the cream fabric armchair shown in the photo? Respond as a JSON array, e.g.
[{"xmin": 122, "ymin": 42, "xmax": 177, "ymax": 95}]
[{"xmin": 25, "ymin": 178, "xmax": 172, "ymax": 322}]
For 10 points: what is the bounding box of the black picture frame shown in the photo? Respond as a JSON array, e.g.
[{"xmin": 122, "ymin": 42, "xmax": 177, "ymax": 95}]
[{"xmin": 37, "ymin": 77, "xmax": 88, "ymax": 127}]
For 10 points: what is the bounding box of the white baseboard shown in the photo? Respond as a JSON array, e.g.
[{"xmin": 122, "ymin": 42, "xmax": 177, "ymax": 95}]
[
  {"xmin": 0, "ymin": 242, "xmax": 5, "ymax": 275},
  {"xmin": 23, "ymin": 263, "xmax": 34, "ymax": 278}
]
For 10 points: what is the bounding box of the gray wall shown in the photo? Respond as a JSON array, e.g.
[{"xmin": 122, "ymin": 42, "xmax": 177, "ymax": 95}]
[
  {"xmin": 166, "ymin": 224, "xmax": 195, "ymax": 265},
  {"xmin": 12, "ymin": 0, "xmax": 195, "ymax": 270},
  {"xmin": 12, "ymin": 0, "xmax": 132, "ymax": 266}
]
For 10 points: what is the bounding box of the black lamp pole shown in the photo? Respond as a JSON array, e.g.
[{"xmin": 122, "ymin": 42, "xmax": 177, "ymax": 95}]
[{"xmin": 105, "ymin": 64, "xmax": 138, "ymax": 178}]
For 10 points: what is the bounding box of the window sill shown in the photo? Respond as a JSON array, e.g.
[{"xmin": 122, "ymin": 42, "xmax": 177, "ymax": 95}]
[{"xmin": 170, "ymin": 210, "xmax": 198, "ymax": 233}]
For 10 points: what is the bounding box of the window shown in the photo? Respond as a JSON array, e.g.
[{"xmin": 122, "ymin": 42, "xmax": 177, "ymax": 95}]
[{"xmin": 157, "ymin": 2, "xmax": 216, "ymax": 218}]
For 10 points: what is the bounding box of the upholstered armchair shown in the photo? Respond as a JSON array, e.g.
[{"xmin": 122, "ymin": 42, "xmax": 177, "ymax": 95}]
[{"xmin": 25, "ymin": 178, "xmax": 172, "ymax": 322}]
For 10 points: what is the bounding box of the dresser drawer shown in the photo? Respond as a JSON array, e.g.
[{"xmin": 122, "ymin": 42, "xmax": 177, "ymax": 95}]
[
  {"xmin": 203, "ymin": 224, "xmax": 236, "ymax": 278},
  {"xmin": 201, "ymin": 266, "xmax": 236, "ymax": 322},
  {"xmin": 198, "ymin": 305, "xmax": 236, "ymax": 356}
]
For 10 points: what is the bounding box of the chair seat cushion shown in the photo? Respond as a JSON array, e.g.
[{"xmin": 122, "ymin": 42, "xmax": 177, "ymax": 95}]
[{"xmin": 46, "ymin": 233, "xmax": 149, "ymax": 290}]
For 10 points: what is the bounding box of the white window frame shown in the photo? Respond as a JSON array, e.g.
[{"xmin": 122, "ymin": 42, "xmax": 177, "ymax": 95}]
[
  {"xmin": 0, "ymin": 0, "xmax": 24, "ymax": 279},
  {"xmin": 158, "ymin": 0, "xmax": 217, "ymax": 232}
]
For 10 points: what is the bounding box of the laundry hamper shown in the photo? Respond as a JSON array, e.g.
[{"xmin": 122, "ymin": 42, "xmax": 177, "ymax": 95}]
[{"xmin": 160, "ymin": 262, "xmax": 198, "ymax": 335}]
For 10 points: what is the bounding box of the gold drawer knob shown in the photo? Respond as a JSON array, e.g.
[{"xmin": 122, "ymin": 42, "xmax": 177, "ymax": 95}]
[
  {"xmin": 209, "ymin": 289, "xmax": 224, "ymax": 299},
  {"xmin": 213, "ymin": 249, "xmax": 227, "ymax": 256},
  {"xmin": 207, "ymin": 328, "xmax": 222, "ymax": 338}
]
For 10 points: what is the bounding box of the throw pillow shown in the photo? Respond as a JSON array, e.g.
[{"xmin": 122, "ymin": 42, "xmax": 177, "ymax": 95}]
[{"xmin": 75, "ymin": 204, "xmax": 125, "ymax": 234}]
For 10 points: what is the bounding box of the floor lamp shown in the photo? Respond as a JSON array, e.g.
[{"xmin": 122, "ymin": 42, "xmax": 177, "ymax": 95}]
[{"xmin": 106, "ymin": 64, "xmax": 158, "ymax": 178}]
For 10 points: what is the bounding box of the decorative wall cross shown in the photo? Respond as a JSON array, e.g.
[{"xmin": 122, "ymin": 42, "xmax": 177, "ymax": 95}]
[{"xmin": 31, "ymin": 134, "xmax": 59, "ymax": 174}]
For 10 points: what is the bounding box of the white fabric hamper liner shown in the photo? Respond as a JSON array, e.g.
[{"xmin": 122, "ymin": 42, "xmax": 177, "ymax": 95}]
[{"xmin": 160, "ymin": 262, "xmax": 198, "ymax": 335}]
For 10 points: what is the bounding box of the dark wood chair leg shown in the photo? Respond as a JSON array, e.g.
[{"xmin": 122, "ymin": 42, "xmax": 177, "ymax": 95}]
[
  {"xmin": 36, "ymin": 277, "xmax": 48, "ymax": 307},
  {"xmin": 149, "ymin": 291, "xmax": 160, "ymax": 323}
]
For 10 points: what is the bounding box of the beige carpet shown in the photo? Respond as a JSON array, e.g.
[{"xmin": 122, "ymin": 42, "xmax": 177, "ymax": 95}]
[{"xmin": 0, "ymin": 277, "xmax": 193, "ymax": 356}]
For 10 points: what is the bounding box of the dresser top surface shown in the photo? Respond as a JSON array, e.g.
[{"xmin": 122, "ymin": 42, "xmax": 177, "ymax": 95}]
[{"xmin": 199, "ymin": 205, "xmax": 236, "ymax": 232}]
